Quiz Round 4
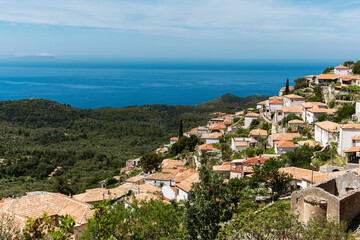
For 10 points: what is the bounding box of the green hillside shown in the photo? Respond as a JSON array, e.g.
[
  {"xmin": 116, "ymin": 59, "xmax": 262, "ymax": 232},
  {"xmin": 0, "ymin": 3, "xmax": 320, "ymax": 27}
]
[{"xmin": 0, "ymin": 94, "xmax": 267, "ymax": 198}]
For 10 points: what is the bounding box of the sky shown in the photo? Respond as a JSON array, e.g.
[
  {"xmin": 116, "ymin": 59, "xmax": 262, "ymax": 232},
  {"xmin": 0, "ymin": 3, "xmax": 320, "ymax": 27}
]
[{"xmin": 0, "ymin": 0, "xmax": 360, "ymax": 60}]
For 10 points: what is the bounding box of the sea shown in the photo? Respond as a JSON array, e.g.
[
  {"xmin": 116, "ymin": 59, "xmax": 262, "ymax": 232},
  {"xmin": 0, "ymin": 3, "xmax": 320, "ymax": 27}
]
[{"xmin": 0, "ymin": 59, "xmax": 340, "ymax": 109}]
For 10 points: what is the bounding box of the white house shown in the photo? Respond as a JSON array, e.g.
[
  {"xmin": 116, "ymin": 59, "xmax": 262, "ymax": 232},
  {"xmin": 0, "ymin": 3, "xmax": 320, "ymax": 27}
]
[
  {"xmin": 249, "ymin": 129, "xmax": 268, "ymax": 142},
  {"xmin": 269, "ymin": 99, "xmax": 283, "ymax": 112},
  {"xmin": 175, "ymin": 173, "xmax": 200, "ymax": 201},
  {"xmin": 268, "ymin": 133, "xmax": 301, "ymax": 147},
  {"xmin": 334, "ymin": 65, "xmax": 351, "ymax": 75},
  {"xmin": 314, "ymin": 74, "xmax": 341, "ymax": 84},
  {"xmin": 274, "ymin": 107, "xmax": 302, "ymax": 124},
  {"xmin": 282, "ymin": 94, "xmax": 305, "ymax": 108},
  {"xmin": 231, "ymin": 137, "xmax": 255, "ymax": 152},
  {"xmin": 197, "ymin": 144, "xmax": 221, "ymax": 155},
  {"xmin": 356, "ymin": 100, "xmax": 360, "ymax": 121},
  {"xmin": 256, "ymin": 101, "xmax": 267, "ymax": 111},
  {"xmin": 244, "ymin": 113, "xmax": 260, "ymax": 128},
  {"xmin": 170, "ymin": 137, "xmax": 179, "ymax": 145},
  {"xmin": 304, "ymin": 108, "xmax": 337, "ymax": 124},
  {"xmin": 274, "ymin": 140, "xmax": 296, "ymax": 154},
  {"xmin": 338, "ymin": 124, "xmax": 360, "ymax": 156},
  {"xmin": 279, "ymin": 86, "xmax": 295, "ymax": 96},
  {"xmin": 314, "ymin": 121, "xmax": 340, "ymax": 147},
  {"xmin": 144, "ymin": 173, "xmax": 174, "ymax": 187},
  {"xmin": 301, "ymin": 102, "xmax": 327, "ymax": 122},
  {"xmin": 205, "ymin": 132, "xmax": 223, "ymax": 144}
]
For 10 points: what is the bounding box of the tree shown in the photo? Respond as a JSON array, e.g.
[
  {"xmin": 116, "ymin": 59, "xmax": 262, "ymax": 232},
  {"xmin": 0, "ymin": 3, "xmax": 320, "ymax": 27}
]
[
  {"xmin": 217, "ymin": 201, "xmax": 353, "ymax": 240},
  {"xmin": 284, "ymin": 78, "xmax": 290, "ymax": 95},
  {"xmin": 23, "ymin": 212, "xmax": 76, "ymax": 240},
  {"xmin": 352, "ymin": 60, "xmax": 360, "ymax": 74},
  {"xmin": 179, "ymin": 119, "xmax": 183, "ymax": 138},
  {"xmin": 322, "ymin": 66, "xmax": 334, "ymax": 74},
  {"xmin": 0, "ymin": 213, "xmax": 22, "ymax": 239},
  {"xmin": 250, "ymin": 158, "xmax": 292, "ymax": 196},
  {"xmin": 139, "ymin": 152, "xmax": 162, "ymax": 173},
  {"xmin": 169, "ymin": 135, "xmax": 200, "ymax": 156},
  {"xmin": 343, "ymin": 60, "xmax": 354, "ymax": 67},
  {"xmin": 183, "ymin": 167, "xmax": 250, "ymax": 239},
  {"xmin": 83, "ymin": 199, "xmax": 183, "ymax": 239},
  {"xmin": 294, "ymin": 77, "xmax": 309, "ymax": 90},
  {"xmin": 249, "ymin": 119, "xmax": 260, "ymax": 130},
  {"xmin": 281, "ymin": 114, "xmax": 302, "ymax": 127},
  {"xmin": 52, "ymin": 177, "xmax": 74, "ymax": 196},
  {"xmin": 282, "ymin": 145, "xmax": 314, "ymax": 169}
]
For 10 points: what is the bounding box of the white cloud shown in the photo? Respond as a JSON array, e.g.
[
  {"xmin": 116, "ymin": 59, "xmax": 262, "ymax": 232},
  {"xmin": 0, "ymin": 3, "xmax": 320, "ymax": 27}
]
[{"xmin": 0, "ymin": 0, "xmax": 359, "ymax": 40}]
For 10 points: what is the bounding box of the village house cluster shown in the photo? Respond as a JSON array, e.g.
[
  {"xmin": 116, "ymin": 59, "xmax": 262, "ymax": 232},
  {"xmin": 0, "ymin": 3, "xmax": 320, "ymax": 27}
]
[{"xmin": 3, "ymin": 63, "xmax": 360, "ymax": 237}]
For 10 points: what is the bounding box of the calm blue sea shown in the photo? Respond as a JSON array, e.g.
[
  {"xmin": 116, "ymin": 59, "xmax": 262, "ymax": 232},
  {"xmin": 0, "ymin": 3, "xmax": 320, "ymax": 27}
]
[{"xmin": 0, "ymin": 59, "xmax": 339, "ymax": 109}]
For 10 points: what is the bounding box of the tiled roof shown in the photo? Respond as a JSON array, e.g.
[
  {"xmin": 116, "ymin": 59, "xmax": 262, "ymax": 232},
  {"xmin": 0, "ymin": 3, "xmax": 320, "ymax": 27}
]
[
  {"xmin": 243, "ymin": 157, "xmax": 269, "ymax": 164},
  {"xmin": 317, "ymin": 74, "xmax": 341, "ymax": 80},
  {"xmin": 161, "ymin": 159, "xmax": 185, "ymax": 169},
  {"xmin": 297, "ymin": 140, "xmax": 320, "ymax": 148},
  {"xmin": 307, "ymin": 108, "xmax": 336, "ymax": 114},
  {"xmin": 198, "ymin": 144, "xmax": 220, "ymax": 151},
  {"xmin": 269, "ymin": 133, "xmax": 301, "ymax": 141},
  {"xmin": 275, "ymin": 140, "xmax": 296, "ymax": 148},
  {"xmin": 135, "ymin": 184, "xmax": 162, "ymax": 194},
  {"xmin": 170, "ymin": 137, "xmax": 179, "ymax": 141},
  {"xmin": 280, "ymin": 86, "xmax": 295, "ymax": 91},
  {"xmin": 335, "ymin": 65, "xmax": 349, "ymax": 70},
  {"xmin": 175, "ymin": 173, "xmax": 200, "ymax": 192},
  {"xmin": 269, "ymin": 96, "xmax": 283, "ymax": 100},
  {"xmin": 73, "ymin": 188, "xmax": 126, "ymax": 204},
  {"xmin": 0, "ymin": 192, "xmax": 94, "ymax": 226},
  {"xmin": 257, "ymin": 101, "xmax": 267, "ymax": 105},
  {"xmin": 352, "ymin": 135, "xmax": 360, "ymax": 141},
  {"xmin": 301, "ymin": 102, "xmax": 327, "ymax": 108},
  {"xmin": 288, "ymin": 119, "xmax": 304, "ymax": 124},
  {"xmin": 224, "ymin": 119, "xmax": 232, "ymax": 125},
  {"xmin": 345, "ymin": 146, "xmax": 360, "ymax": 153},
  {"xmin": 276, "ymin": 107, "xmax": 302, "ymax": 113},
  {"xmin": 209, "ymin": 122, "xmax": 225, "ymax": 130},
  {"xmin": 269, "ymin": 99, "xmax": 283, "ymax": 104},
  {"xmin": 125, "ymin": 193, "xmax": 160, "ymax": 205},
  {"xmin": 125, "ymin": 176, "xmax": 145, "ymax": 183},
  {"xmin": 206, "ymin": 132, "xmax": 223, "ymax": 139},
  {"xmin": 174, "ymin": 169, "xmax": 198, "ymax": 183},
  {"xmin": 279, "ymin": 167, "xmax": 322, "ymax": 181},
  {"xmin": 145, "ymin": 173, "xmax": 173, "ymax": 181},
  {"xmin": 245, "ymin": 112, "xmax": 260, "ymax": 117},
  {"xmin": 342, "ymin": 124, "xmax": 360, "ymax": 130},
  {"xmin": 315, "ymin": 121, "xmax": 340, "ymax": 132},
  {"xmin": 213, "ymin": 165, "xmax": 231, "ymax": 172},
  {"xmin": 283, "ymin": 94, "xmax": 305, "ymax": 100},
  {"xmin": 249, "ymin": 129, "xmax": 268, "ymax": 136},
  {"xmin": 235, "ymin": 142, "xmax": 248, "ymax": 147}
]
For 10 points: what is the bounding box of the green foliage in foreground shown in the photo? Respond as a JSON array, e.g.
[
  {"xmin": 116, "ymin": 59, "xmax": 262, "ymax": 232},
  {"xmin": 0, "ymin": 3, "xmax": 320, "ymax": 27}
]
[
  {"xmin": 82, "ymin": 199, "xmax": 183, "ymax": 240},
  {"xmin": 217, "ymin": 201, "xmax": 353, "ymax": 240}
]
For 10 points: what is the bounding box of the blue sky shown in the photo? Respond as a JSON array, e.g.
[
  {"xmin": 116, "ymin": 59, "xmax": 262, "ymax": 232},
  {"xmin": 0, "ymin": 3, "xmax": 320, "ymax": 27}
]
[{"xmin": 0, "ymin": 0, "xmax": 360, "ymax": 60}]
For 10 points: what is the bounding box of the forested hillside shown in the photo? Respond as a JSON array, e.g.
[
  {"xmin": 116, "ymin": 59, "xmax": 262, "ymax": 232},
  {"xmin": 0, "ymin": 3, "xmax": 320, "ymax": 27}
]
[{"xmin": 0, "ymin": 94, "xmax": 268, "ymax": 197}]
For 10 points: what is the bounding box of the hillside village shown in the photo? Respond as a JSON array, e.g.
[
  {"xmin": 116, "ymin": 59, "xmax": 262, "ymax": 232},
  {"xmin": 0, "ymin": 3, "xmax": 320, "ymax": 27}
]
[{"xmin": 3, "ymin": 62, "xmax": 360, "ymax": 238}]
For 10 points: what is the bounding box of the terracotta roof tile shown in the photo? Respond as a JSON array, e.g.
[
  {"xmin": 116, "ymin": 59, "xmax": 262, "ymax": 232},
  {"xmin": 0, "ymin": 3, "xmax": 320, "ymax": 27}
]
[
  {"xmin": 269, "ymin": 99, "xmax": 283, "ymax": 104},
  {"xmin": 269, "ymin": 133, "xmax": 301, "ymax": 141},
  {"xmin": 288, "ymin": 119, "xmax": 304, "ymax": 124},
  {"xmin": 317, "ymin": 74, "xmax": 341, "ymax": 80},
  {"xmin": 125, "ymin": 176, "xmax": 145, "ymax": 183},
  {"xmin": 335, "ymin": 65, "xmax": 349, "ymax": 70},
  {"xmin": 297, "ymin": 140, "xmax": 320, "ymax": 147},
  {"xmin": 198, "ymin": 144, "xmax": 220, "ymax": 151},
  {"xmin": 249, "ymin": 129, "xmax": 268, "ymax": 136},
  {"xmin": 245, "ymin": 113, "xmax": 260, "ymax": 117},
  {"xmin": 342, "ymin": 124, "xmax": 360, "ymax": 130},
  {"xmin": 0, "ymin": 192, "xmax": 94, "ymax": 226},
  {"xmin": 276, "ymin": 107, "xmax": 302, "ymax": 113},
  {"xmin": 315, "ymin": 121, "xmax": 340, "ymax": 131},
  {"xmin": 145, "ymin": 173, "xmax": 173, "ymax": 181},
  {"xmin": 206, "ymin": 132, "xmax": 223, "ymax": 139},
  {"xmin": 283, "ymin": 94, "xmax": 305, "ymax": 100},
  {"xmin": 170, "ymin": 137, "xmax": 179, "ymax": 141},
  {"xmin": 275, "ymin": 140, "xmax": 296, "ymax": 148}
]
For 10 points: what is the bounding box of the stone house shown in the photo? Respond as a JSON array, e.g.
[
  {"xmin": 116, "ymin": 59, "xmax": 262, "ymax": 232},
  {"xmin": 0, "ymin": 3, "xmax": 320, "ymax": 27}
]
[
  {"xmin": 249, "ymin": 129, "xmax": 268, "ymax": 142},
  {"xmin": 291, "ymin": 171, "xmax": 360, "ymax": 225}
]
